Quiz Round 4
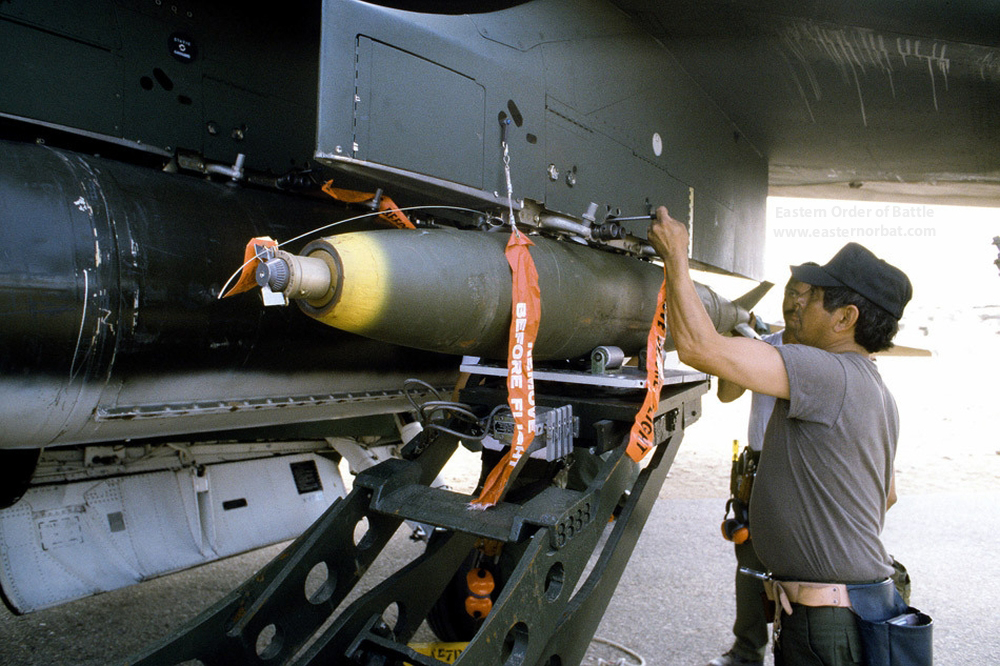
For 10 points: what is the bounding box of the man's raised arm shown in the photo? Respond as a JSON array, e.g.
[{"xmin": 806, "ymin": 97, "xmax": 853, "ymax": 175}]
[{"xmin": 648, "ymin": 207, "xmax": 790, "ymax": 400}]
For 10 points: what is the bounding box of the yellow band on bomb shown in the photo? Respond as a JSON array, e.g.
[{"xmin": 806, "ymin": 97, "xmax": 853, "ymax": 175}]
[{"xmin": 312, "ymin": 233, "xmax": 390, "ymax": 333}]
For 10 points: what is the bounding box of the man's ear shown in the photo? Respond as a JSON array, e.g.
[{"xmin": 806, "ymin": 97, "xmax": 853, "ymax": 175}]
[{"xmin": 832, "ymin": 304, "xmax": 859, "ymax": 333}]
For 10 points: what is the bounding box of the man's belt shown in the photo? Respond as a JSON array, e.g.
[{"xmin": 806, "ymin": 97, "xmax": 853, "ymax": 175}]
[
  {"xmin": 742, "ymin": 568, "xmax": 856, "ymax": 639},
  {"xmin": 762, "ymin": 579, "xmax": 853, "ymax": 616}
]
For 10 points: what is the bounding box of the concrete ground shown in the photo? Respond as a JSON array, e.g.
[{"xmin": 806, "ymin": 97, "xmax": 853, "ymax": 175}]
[
  {"xmin": 1, "ymin": 488, "xmax": 994, "ymax": 665},
  {"xmin": 597, "ymin": 491, "xmax": 999, "ymax": 666}
]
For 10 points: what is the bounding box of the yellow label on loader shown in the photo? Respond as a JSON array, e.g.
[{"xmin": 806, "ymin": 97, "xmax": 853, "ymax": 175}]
[{"xmin": 407, "ymin": 641, "xmax": 468, "ymax": 664}]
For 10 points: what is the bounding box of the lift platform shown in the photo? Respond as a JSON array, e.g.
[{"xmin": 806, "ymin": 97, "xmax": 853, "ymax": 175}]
[{"xmin": 118, "ymin": 372, "xmax": 708, "ymax": 666}]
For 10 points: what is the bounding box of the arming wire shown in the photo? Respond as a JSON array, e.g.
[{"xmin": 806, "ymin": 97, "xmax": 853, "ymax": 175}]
[{"xmin": 217, "ymin": 204, "xmax": 497, "ymax": 299}]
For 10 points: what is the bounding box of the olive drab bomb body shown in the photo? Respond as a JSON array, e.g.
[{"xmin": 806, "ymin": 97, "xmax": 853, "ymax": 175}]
[{"xmin": 254, "ymin": 228, "xmax": 761, "ymax": 361}]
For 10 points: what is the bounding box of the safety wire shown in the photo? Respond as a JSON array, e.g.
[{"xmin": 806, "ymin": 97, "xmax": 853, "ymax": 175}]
[
  {"xmin": 219, "ymin": 119, "xmax": 520, "ymax": 300},
  {"xmin": 216, "ymin": 204, "xmax": 499, "ymax": 299},
  {"xmin": 501, "ymin": 117, "xmax": 519, "ymax": 235}
]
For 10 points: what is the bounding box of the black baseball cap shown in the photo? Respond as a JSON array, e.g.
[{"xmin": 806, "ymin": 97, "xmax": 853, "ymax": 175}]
[{"xmin": 790, "ymin": 243, "xmax": 912, "ymax": 320}]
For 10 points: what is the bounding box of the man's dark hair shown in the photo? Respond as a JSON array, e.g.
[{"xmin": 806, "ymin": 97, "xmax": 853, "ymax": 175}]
[{"xmin": 822, "ymin": 286, "xmax": 898, "ymax": 353}]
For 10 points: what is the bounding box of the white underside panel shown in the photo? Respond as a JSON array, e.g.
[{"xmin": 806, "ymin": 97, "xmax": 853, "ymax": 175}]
[{"xmin": 0, "ymin": 453, "xmax": 345, "ymax": 613}]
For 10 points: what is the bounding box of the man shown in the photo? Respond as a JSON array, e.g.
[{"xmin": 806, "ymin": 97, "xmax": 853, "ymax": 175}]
[
  {"xmin": 648, "ymin": 207, "xmax": 911, "ymax": 665},
  {"xmin": 709, "ymin": 275, "xmax": 807, "ymax": 666}
]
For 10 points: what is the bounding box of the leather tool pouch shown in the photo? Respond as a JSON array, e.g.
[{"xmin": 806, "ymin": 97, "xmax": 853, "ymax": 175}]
[
  {"xmin": 730, "ymin": 446, "xmax": 759, "ymax": 503},
  {"xmin": 848, "ymin": 579, "xmax": 933, "ymax": 666}
]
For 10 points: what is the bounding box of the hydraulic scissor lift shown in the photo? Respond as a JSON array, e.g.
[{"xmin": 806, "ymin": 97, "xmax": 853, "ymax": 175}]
[{"xmin": 119, "ymin": 371, "xmax": 708, "ymax": 666}]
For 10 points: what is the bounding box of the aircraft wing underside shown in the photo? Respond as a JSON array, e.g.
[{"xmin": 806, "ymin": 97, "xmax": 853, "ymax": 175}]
[{"xmin": 611, "ymin": 0, "xmax": 1000, "ymax": 206}]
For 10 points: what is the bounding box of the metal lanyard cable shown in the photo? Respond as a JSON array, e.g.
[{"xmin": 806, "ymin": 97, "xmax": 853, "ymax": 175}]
[{"xmin": 501, "ymin": 117, "xmax": 518, "ymax": 234}]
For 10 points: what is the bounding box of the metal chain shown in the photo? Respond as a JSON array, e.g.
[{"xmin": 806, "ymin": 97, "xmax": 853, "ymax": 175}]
[{"xmin": 501, "ymin": 120, "xmax": 517, "ymax": 232}]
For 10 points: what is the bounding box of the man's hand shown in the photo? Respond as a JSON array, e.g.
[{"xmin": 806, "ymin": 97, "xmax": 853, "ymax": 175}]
[
  {"xmin": 647, "ymin": 206, "xmax": 689, "ymax": 264},
  {"xmin": 649, "ymin": 205, "xmax": 791, "ymax": 399}
]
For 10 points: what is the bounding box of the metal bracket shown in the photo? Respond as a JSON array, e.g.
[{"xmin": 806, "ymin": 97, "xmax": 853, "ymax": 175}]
[{"xmin": 260, "ymin": 284, "xmax": 288, "ymax": 307}]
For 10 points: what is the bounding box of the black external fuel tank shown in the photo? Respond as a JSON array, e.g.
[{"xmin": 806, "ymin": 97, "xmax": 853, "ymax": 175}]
[{"xmin": 0, "ymin": 140, "xmax": 457, "ymax": 449}]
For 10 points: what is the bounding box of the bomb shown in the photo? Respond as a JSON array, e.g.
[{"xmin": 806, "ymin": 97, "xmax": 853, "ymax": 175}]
[{"xmin": 254, "ymin": 227, "xmax": 764, "ymax": 361}]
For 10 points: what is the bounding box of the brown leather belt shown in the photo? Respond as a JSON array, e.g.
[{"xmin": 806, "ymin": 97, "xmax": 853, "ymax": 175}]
[
  {"xmin": 762, "ymin": 578, "xmax": 854, "ymax": 639},
  {"xmin": 763, "ymin": 579, "xmax": 853, "ymax": 615}
]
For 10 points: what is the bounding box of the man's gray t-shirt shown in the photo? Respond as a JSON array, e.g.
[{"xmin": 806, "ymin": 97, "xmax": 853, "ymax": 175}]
[
  {"xmin": 748, "ymin": 330, "xmax": 784, "ymax": 451},
  {"xmin": 750, "ymin": 344, "xmax": 898, "ymax": 583}
]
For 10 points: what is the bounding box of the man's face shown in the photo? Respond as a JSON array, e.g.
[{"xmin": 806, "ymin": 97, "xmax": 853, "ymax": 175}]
[
  {"xmin": 782, "ymin": 278, "xmax": 811, "ymax": 337},
  {"xmin": 791, "ymin": 284, "xmax": 834, "ymax": 347}
]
